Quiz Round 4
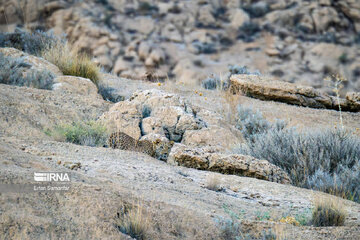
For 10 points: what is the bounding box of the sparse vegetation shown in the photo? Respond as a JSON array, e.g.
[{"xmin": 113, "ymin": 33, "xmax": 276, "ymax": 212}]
[
  {"xmin": 202, "ymin": 74, "xmax": 229, "ymax": 90},
  {"xmin": 41, "ymin": 42, "xmax": 101, "ymax": 86},
  {"xmin": 324, "ymin": 74, "xmax": 347, "ymax": 128},
  {"xmin": 255, "ymin": 211, "xmax": 271, "ymax": 221},
  {"xmin": 192, "ymin": 41, "xmax": 217, "ymax": 54},
  {"xmin": 338, "ymin": 53, "xmax": 349, "ymax": 64},
  {"xmin": 205, "ymin": 175, "xmax": 223, "ymax": 192},
  {"xmin": 0, "ymin": 28, "xmax": 64, "ymax": 56},
  {"xmin": 0, "ymin": 52, "xmax": 55, "ymax": 89},
  {"xmin": 237, "ymin": 22, "xmax": 261, "ymax": 42},
  {"xmin": 202, "ymin": 65, "xmax": 260, "ymax": 90},
  {"xmin": 216, "ymin": 205, "xmax": 277, "ymax": 240},
  {"xmin": 234, "ymin": 106, "xmax": 360, "ymax": 202},
  {"xmin": 116, "ymin": 201, "xmax": 149, "ymax": 240},
  {"xmin": 293, "ymin": 208, "xmax": 312, "ymax": 226},
  {"xmin": 46, "ymin": 121, "xmax": 108, "ymax": 147},
  {"xmin": 228, "ymin": 65, "xmax": 260, "ymax": 76},
  {"xmin": 138, "ymin": 1, "xmax": 158, "ymax": 15},
  {"xmin": 311, "ymin": 197, "xmax": 346, "ymax": 227},
  {"xmin": 97, "ymin": 84, "xmax": 124, "ymax": 102},
  {"xmin": 215, "ymin": 205, "xmax": 244, "ymax": 240},
  {"xmin": 0, "ymin": 29, "xmax": 101, "ymax": 86}
]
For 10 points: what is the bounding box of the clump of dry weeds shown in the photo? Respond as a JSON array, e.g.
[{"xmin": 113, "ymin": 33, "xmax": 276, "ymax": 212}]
[{"xmin": 311, "ymin": 196, "xmax": 346, "ymax": 227}]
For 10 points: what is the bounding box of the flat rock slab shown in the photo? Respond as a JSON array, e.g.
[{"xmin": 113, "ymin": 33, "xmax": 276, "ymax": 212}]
[
  {"xmin": 168, "ymin": 144, "xmax": 291, "ymax": 184},
  {"xmin": 230, "ymin": 75, "xmax": 360, "ymax": 112}
]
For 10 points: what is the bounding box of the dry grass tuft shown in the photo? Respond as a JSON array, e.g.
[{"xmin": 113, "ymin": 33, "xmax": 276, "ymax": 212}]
[
  {"xmin": 116, "ymin": 201, "xmax": 149, "ymax": 240},
  {"xmin": 311, "ymin": 196, "xmax": 346, "ymax": 227},
  {"xmin": 205, "ymin": 174, "xmax": 223, "ymax": 192},
  {"xmin": 41, "ymin": 42, "xmax": 100, "ymax": 86}
]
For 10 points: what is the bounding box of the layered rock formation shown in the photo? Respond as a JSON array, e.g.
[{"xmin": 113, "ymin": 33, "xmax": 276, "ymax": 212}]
[
  {"xmin": 1, "ymin": 0, "xmax": 359, "ymax": 93},
  {"xmin": 168, "ymin": 144, "xmax": 291, "ymax": 184},
  {"xmin": 230, "ymin": 74, "xmax": 360, "ymax": 112}
]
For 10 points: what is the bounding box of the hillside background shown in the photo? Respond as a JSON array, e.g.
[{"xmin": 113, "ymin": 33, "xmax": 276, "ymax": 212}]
[{"xmin": 1, "ymin": 0, "xmax": 360, "ymax": 94}]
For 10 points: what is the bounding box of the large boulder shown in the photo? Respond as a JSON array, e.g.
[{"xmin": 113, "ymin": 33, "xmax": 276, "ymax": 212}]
[
  {"xmin": 230, "ymin": 74, "xmax": 360, "ymax": 112},
  {"xmin": 168, "ymin": 144, "xmax": 291, "ymax": 184},
  {"xmin": 230, "ymin": 8, "xmax": 250, "ymax": 28},
  {"xmin": 100, "ymin": 89, "xmax": 205, "ymax": 142},
  {"xmin": 100, "ymin": 89, "xmax": 243, "ymax": 157},
  {"xmin": 99, "ymin": 101, "xmax": 142, "ymax": 140},
  {"xmin": 52, "ymin": 76, "xmax": 101, "ymax": 99}
]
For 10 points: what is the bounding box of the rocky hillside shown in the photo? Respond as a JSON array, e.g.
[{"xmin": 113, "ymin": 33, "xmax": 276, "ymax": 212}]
[
  {"xmin": 1, "ymin": 0, "xmax": 360, "ymax": 94},
  {"xmin": 1, "ymin": 1, "xmax": 360, "ymax": 239},
  {"xmin": 0, "ymin": 44, "xmax": 360, "ymax": 239}
]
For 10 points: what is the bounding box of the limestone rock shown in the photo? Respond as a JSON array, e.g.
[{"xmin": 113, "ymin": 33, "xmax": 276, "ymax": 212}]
[
  {"xmin": 138, "ymin": 41, "xmax": 152, "ymax": 60},
  {"xmin": 229, "ymin": 74, "xmax": 360, "ymax": 112},
  {"xmin": 168, "ymin": 144, "xmax": 291, "ymax": 184},
  {"xmin": 161, "ymin": 23, "xmax": 183, "ymax": 43},
  {"xmin": 52, "ymin": 76, "xmax": 101, "ymax": 99},
  {"xmin": 99, "ymin": 101, "xmax": 142, "ymax": 140},
  {"xmin": 149, "ymin": 48, "xmax": 166, "ymax": 64},
  {"xmin": 113, "ymin": 57, "xmax": 132, "ymax": 75},
  {"xmin": 197, "ymin": 5, "xmax": 216, "ymax": 27},
  {"xmin": 346, "ymin": 92, "xmax": 360, "ymax": 110},
  {"xmin": 312, "ymin": 7, "xmax": 340, "ymax": 33},
  {"xmin": 126, "ymin": 17, "xmax": 155, "ymax": 35},
  {"xmin": 230, "ymin": 8, "xmax": 250, "ymax": 29}
]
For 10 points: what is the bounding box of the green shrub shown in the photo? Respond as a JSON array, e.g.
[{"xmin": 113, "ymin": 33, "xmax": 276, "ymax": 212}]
[
  {"xmin": 234, "ymin": 106, "xmax": 360, "ymax": 202},
  {"xmin": 215, "ymin": 205, "xmax": 276, "ymax": 240},
  {"xmin": 312, "ymin": 198, "xmax": 346, "ymax": 227},
  {"xmin": 0, "ymin": 53, "xmax": 54, "ymax": 89},
  {"xmin": 47, "ymin": 121, "xmax": 108, "ymax": 147}
]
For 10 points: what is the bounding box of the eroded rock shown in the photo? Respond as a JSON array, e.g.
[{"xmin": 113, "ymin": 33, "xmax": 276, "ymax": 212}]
[
  {"xmin": 168, "ymin": 144, "xmax": 291, "ymax": 184},
  {"xmin": 230, "ymin": 74, "xmax": 360, "ymax": 112},
  {"xmin": 52, "ymin": 76, "xmax": 101, "ymax": 99}
]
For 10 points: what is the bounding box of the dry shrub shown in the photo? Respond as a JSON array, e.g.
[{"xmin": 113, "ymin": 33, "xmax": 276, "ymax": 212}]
[
  {"xmin": 41, "ymin": 42, "xmax": 100, "ymax": 86},
  {"xmin": 234, "ymin": 106, "xmax": 360, "ymax": 203},
  {"xmin": 116, "ymin": 201, "xmax": 149, "ymax": 240},
  {"xmin": 205, "ymin": 174, "xmax": 223, "ymax": 192},
  {"xmin": 311, "ymin": 196, "xmax": 346, "ymax": 227}
]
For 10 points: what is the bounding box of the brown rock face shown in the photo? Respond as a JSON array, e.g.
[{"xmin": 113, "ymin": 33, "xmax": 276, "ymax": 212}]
[
  {"xmin": 230, "ymin": 74, "xmax": 360, "ymax": 112},
  {"xmin": 168, "ymin": 144, "xmax": 291, "ymax": 184}
]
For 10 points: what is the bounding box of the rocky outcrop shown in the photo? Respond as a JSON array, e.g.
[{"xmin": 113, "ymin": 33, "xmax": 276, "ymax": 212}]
[
  {"xmin": 230, "ymin": 74, "xmax": 360, "ymax": 112},
  {"xmin": 99, "ymin": 101, "xmax": 143, "ymax": 140},
  {"xmin": 168, "ymin": 144, "xmax": 291, "ymax": 184},
  {"xmin": 100, "ymin": 89, "xmax": 242, "ymax": 151},
  {"xmin": 52, "ymin": 76, "xmax": 101, "ymax": 99},
  {"xmin": 0, "ymin": 47, "xmax": 62, "ymax": 76},
  {"xmin": 3, "ymin": 0, "xmax": 359, "ymax": 92}
]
